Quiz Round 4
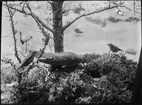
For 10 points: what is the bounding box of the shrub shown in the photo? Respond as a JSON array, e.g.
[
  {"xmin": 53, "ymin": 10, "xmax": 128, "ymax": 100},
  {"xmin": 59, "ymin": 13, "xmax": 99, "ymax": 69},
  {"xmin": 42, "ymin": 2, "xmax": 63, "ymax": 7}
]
[
  {"xmin": 8, "ymin": 53, "xmax": 137, "ymax": 104},
  {"xmin": 1, "ymin": 67, "xmax": 16, "ymax": 84},
  {"xmin": 82, "ymin": 53, "xmax": 101, "ymax": 63},
  {"xmin": 82, "ymin": 53, "xmax": 137, "ymax": 103}
]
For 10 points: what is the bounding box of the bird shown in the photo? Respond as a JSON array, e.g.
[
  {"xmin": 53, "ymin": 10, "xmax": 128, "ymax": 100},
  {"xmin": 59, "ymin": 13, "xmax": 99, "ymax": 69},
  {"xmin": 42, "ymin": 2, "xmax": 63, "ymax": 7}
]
[
  {"xmin": 107, "ymin": 43, "xmax": 123, "ymax": 53},
  {"xmin": 20, "ymin": 32, "xmax": 33, "ymax": 45},
  {"xmin": 17, "ymin": 50, "xmax": 38, "ymax": 71},
  {"xmin": 74, "ymin": 28, "xmax": 83, "ymax": 33}
]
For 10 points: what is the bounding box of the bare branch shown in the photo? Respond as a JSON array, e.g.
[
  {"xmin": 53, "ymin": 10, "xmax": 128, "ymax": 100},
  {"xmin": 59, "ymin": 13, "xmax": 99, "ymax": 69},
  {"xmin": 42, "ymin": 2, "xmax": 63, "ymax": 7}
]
[
  {"xmin": 4, "ymin": 3, "xmax": 54, "ymax": 34},
  {"xmin": 45, "ymin": 18, "xmax": 53, "ymax": 27},
  {"xmin": 133, "ymin": 0, "xmax": 141, "ymax": 15},
  {"xmin": 62, "ymin": 5, "xmax": 118, "ymax": 31},
  {"xmin": 34, "ymin": 18, "xmax": 51, "ymax": 40},
  {"xmin": 19, "ymin": 20, "xmax": 32, "ymax": 27},
  {"xmin": 133, "ymin": 0, "xmax": 136, "ymax": 14},
  {"xmin": 34, "ymin": 18, "xmax": 50, "ymax": 60},
  {"xmin": 121, "ymin": 5, "xmax": 132, "ymax": 11},
  {"xmin": 6, "ymin": 4, "xmax": 21, "ymax": 63},
  {"xmin": 19, "ymin": 51, "xmax": 26, "ymax": 58},
  {"xmin": 134, "ymin": 11, "xmax": 141, "ymax": 14},
  {"xmin": 2, "ymin": 32, "xmax": 12, "ymax": 38},
  {"xmin": 22, "ymin": 2, "xmax": 26, "ymax": 11},
  {"xmin": 31, "ymin": 13, "xmax": 54, "ymax": 34},
  {"xmin": 107, "ymin": 0, "xmax": 131, "ymax": 11},
  {"xmin": 26, "ymin": 2, "xmax": 32, "ymax": 13}
]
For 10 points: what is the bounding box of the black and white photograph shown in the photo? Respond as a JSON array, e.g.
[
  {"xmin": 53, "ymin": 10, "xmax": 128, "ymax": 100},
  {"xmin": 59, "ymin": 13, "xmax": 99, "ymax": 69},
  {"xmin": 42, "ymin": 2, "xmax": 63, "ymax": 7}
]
[{"xmin": 1, "ymin": 1, "xmax": 141, "ymax": 104}]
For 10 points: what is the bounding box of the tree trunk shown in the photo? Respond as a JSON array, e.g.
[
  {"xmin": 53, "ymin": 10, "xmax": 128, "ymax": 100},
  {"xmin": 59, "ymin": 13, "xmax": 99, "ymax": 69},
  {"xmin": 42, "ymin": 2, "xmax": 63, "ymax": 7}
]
[
  {"xmin": 52, "ymin": 1, "xmax": 64, "ymax": 52},
  {"xmin": 131, "ymin": 47, "xmax": 142, "ymax": 103}
]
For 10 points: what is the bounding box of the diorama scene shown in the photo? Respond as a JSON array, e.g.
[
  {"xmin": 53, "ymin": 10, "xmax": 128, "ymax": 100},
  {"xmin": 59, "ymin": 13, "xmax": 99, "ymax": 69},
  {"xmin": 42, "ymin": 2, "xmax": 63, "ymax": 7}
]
[{"xmin": 1, "ymin": 1, "xmax": 141, "ymax": 104}]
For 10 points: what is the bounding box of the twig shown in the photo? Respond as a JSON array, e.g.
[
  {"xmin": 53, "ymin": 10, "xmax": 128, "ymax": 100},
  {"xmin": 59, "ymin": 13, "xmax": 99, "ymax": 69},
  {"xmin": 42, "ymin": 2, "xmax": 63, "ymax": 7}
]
[
  {"xmin": 19, "ymin": 51, "xmax": 26, "ymax": 58},
  {"xmin": 32, "ymin": 13, "xmax": 54, "ymax": 33},
  {"xmin": 62, "ymin": 9, "xmax": 74, "ymax": 14},
  {"xmin": 133, "ymin": 0, "xmax": 141, "ymax": 15},
  {"xmin": 45, "ymin": 17, "xmax": 53, "ymax": 27},
  {"xmin": 19, "ymin": 20, "xmax": 32, "ymax": 27},
  {"xmin": 133, "ymin": 0, "xmax": 136, "ymax": 15},
  {"xmin": 2, "ymin": 32, "xmax": 12, "ymax": 38},
  {"xmin": 62, "ymin": 2, "xmax": 133, "ymax": 31},
  {"xmin": 47, "ymin": 1, "xmax": 53, "ymax": 7},
  {"xmin": 48, "ymin": 39, "xmax": 52, "ymax": 53},
  {"xmin": 26, "ymin": 2, "xmax": 32, "ymax": 13},
  {"xmin": 4, "ymin": 3, "xmax": 54, "ymax": 34},
  {"xmin": 34, "ymin": 18, "xmax": 50, "ymax": 60},
  {"xmin": 1, "ymin": 57, "xmax": 16, "ymax": 70},
  {"xmin": 6, "ymin": 3, "xmax": 21, "ymax": 63}
]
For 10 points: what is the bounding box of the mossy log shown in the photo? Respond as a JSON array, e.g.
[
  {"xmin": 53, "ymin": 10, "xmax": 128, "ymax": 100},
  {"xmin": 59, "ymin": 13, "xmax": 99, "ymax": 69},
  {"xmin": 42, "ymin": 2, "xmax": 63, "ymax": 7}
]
[{"xmin": 35, "ymin": 51, "xmax": 84, "ymax": 67}]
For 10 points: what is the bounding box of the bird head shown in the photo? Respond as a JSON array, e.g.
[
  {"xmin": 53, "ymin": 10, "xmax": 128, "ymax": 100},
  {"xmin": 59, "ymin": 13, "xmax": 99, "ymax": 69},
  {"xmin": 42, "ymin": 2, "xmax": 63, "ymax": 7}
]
[
  {"xmin": 28, "ymin": 50, "xmax": 38, "ymax": 54},
  {"xmin": 107, "ymin": 43, "xmax": 113, "ymax": 46}
]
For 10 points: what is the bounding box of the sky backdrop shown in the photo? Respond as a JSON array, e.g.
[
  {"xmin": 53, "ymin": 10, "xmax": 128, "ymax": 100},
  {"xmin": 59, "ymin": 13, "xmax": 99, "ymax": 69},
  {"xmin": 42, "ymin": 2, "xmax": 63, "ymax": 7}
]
[{"xmin": 1, "ymin": 1, "xmax": 141, "ymax": 63}]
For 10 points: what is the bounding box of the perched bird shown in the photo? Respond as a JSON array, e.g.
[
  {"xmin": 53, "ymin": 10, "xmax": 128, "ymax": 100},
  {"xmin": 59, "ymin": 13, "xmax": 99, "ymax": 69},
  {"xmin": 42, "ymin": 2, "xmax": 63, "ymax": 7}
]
[
  {"xmin": 74, "ymin": 28, "xmax": 83, "ymax": 33},
  {"xmin": 17, "ymin": 50, "xmax": 38, "ymax": 71},
  {"xmin": 20, "ymin": 32, "xmax": 33, "ymax": 45},
  {"xmin": 107, "ymin": 43, "xmax": 123, "ymax": 53}
]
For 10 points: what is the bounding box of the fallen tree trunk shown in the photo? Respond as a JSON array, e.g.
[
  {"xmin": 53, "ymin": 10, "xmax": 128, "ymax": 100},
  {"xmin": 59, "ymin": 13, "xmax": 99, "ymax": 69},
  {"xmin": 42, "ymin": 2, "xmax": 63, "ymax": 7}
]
[
  {"xmin": 35, "ymin": 51, "xmax": 84, "ymax": 67},
  {"xmin": 17, "ymin": 50, "xmax": 85, "ymax": 73}
]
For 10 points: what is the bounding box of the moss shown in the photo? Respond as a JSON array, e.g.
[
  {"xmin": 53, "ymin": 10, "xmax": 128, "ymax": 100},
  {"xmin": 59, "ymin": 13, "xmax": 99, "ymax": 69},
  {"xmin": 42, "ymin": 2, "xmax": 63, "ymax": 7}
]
[{"xmin": 7, "ymin": 53, "xmax": 137, "ymax": 104}]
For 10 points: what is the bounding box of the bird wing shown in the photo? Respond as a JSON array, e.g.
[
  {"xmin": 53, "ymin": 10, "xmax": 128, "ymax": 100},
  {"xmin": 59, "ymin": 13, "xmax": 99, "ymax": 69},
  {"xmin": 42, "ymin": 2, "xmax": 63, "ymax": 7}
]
[
  {"xmin": 116, "ymin": 46, "xmax": 123, "ymax": 51},
  {"xmin": 17, "ymin": 52, "xmax": 35, "ymax": 70},
  {"xmin": 112, "ymin": 45, "xmax": 123, "ymax": 51}
]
